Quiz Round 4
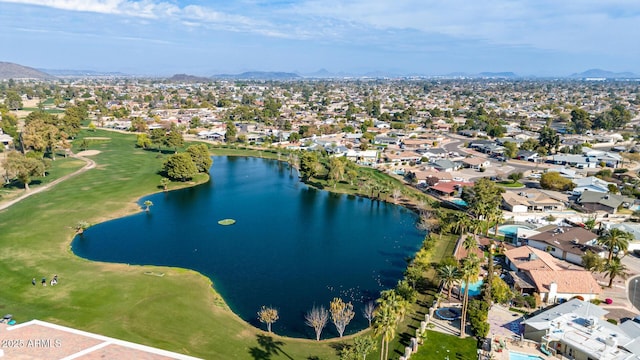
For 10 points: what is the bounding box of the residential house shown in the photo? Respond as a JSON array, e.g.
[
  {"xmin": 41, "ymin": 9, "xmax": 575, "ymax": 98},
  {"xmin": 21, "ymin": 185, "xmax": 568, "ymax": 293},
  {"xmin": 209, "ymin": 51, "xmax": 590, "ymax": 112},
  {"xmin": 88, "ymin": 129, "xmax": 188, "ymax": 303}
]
[
  {"xmin": 552, "ymin": 154, "xmax": 598, "ymax": 169},
  {"xmin": 504, "ymin": 246, "xmax": 601, "ymax": 303},
  {"xmin": 461, "ymin": 157, "xmax": 490, "ymax": 170},
  {"xmin": 418, "ymin": 147, "xmax": 449, "ymax": 159},
  {"xmin": 525, "ymin": 226, "xmax": 601, "ymax": 265},
  {"xmin": 428, "ymin": 159, "xmax": 461, "ymax": 172},
  {"xmin": 501, "ymin": 189, "xmax": 566, "ymax": 213},
  {"xmin": 345, "ymin": 149, "xmax": 378, "ymax": 165},
  {"xmin": 413, "ymin": 169, "xmax": 453, "ymax": 186},
  {"xmin": 522, "ymin": 299, "xmax": 640, "ymax": 360},
  {"xmin": 401, "ymin": 138, "xmax": 432, "ymax": 150},
  {"xmin": 382, "ymin": 150, "xmax": 421, "ymax": 163},
  {"xmin": 576, "ymin": 191, "xmax": 634, "ymax": 214},
  {"xmin": 428, "ymin": 180, "xmax": 473, "ymax": 197},
  {"xmin": 374, "ymin": 135, "xmax": 399, "ymax": 146},
  {"xmin": 573, "ymin": 177, "xmax": 616, "ymax": 194},
  {"xmin": 0, "ymin": 130, "xmax": 13, "ymax": 149},
  {"xmin": 516, "ymin": 150, "xmax": 540, "ymax": 162}
]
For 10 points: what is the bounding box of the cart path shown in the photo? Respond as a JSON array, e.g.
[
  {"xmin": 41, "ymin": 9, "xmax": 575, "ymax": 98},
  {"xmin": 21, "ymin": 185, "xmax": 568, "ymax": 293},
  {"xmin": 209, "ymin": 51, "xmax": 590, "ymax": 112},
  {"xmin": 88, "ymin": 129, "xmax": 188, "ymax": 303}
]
[{"xmin": 0, "ymin": 153, "xmax": 96, "ymax": 212}]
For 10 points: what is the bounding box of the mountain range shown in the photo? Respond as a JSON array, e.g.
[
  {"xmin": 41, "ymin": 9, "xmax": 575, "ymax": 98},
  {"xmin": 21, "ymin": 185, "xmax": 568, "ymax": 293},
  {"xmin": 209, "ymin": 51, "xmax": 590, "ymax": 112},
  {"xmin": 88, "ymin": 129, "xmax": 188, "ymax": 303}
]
[
  {"xmin": 569, "ymin": 69, "xmax": 640, "ymax": 79},
  {"xmin": 1, "ymin": 61, "xmax": 639, "ymax": 80}
]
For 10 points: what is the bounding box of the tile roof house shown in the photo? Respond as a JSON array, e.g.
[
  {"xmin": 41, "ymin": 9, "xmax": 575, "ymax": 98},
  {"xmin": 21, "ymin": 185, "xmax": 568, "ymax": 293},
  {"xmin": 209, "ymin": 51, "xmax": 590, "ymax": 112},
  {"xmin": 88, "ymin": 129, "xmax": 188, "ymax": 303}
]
[
  {"xmin": 504, "ymin": 246, "xmax": 562, "ymax": 272},
  {"xmin": 429, "ymin": 180, "xmax": 473, "ymax": 197},
  {"xmin": 526, "ymin": 270, "xmax": 602, "ymax": 303},
  {"xmin": 460, "ymin": 157, "xmax": 490, "ymax": 170},
  {"xmin": 525, "ymin": 226, "xmax": 602, "ymax": 265},
  {"xmin": 501, "ymin": 189, "xmax": 566, "ymax": 213},
  {"xmin": 504, "ymin": 246, "xmax": 601, "ymax": 303}
]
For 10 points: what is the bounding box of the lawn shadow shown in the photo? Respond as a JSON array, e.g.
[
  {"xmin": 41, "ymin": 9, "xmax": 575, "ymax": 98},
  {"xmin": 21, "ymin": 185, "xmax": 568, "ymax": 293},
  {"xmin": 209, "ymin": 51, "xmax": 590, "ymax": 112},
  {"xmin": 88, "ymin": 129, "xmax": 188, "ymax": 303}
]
[{"xmin": 248, "ymin": 334, "xmax": 294, "ymax": 360}]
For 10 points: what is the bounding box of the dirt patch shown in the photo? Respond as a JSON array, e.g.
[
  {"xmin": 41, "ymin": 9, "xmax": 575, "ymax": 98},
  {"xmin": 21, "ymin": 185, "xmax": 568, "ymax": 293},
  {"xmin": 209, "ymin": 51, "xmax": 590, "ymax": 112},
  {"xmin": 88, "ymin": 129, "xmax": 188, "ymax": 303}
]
[{"xmin": 76, "ymin": 150, "xmax": 101, "ymax": 156}]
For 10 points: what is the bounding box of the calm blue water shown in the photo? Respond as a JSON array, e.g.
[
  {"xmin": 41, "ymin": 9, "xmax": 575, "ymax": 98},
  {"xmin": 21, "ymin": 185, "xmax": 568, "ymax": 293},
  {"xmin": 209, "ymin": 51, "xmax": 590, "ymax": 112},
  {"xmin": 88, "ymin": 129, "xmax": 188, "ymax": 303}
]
[
  {"xmin": 451, "ymin": 198, "xmax": 468, "ymax": 207},
  {"xmin": 460, "ymin": 279, "xmax": 484, "ymax": 297},
  {"xmin": 72, "ymin": 156, "xmax": 425, "ymax": 338},
  {"xmin": 498, "ymin": 225, "xmax": 530, "ymax": 235},
  {"xmin": 509, "ymin": 351, "xmax": 544, "ymax": 360}
]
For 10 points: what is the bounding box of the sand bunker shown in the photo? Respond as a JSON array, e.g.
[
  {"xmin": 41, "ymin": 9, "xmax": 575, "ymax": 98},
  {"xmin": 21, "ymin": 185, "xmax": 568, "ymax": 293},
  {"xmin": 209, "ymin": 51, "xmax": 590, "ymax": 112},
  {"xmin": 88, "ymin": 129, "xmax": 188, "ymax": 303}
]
[{"xmin": 76, "ymin": 150, "xmax": 101, "ymax": 156}]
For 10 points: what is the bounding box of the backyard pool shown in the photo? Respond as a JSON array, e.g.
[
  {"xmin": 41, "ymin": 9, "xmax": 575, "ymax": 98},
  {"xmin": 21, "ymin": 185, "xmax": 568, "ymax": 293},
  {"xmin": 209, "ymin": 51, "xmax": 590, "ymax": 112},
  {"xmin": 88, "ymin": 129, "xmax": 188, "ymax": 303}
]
[
  {"xmin": 509, "ymin": 351, "xmax": 544, "ymax": 360},
  {"xmin": 460, "ymin": 279, "xmax": 484, "ymax": 297},
  {"xmin": 451, "ymin": 198, "xmax": 468, "ymax": 207},
  {"xmin": 497, "ymin": 225, "xmax": 532, "ymax": 236}
]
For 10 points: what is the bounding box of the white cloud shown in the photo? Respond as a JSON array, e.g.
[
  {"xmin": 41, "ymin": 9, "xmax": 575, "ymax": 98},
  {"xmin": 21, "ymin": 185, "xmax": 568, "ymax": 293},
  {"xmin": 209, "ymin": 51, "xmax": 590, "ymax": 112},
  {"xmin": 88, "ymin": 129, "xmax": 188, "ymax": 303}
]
[{"xmin": 2, "ymin": 0, "xmax": 639, "ymax": 55}]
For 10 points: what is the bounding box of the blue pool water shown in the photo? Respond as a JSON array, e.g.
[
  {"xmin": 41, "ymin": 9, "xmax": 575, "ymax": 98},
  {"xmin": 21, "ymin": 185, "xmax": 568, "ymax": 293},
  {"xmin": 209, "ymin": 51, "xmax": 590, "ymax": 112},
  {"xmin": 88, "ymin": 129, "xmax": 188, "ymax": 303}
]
[
  {"xmin": 498, "ymin": 224, "xmax": 531, "ymax": 235},
  {"xmin": 509, "ymin": 351, "xmax": 544, "ymax": 360},
  {"xmin": 460, "ymin": 279, "xmax": 484, "ymax": 297},
  {"xmin": 451, "ymin": 198, "xmax": 468, "ymax": 206}
]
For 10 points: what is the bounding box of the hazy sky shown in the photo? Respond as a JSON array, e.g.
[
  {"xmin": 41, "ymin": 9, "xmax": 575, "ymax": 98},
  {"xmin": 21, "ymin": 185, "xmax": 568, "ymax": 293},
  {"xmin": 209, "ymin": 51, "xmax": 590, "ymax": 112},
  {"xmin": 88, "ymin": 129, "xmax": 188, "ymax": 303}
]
[{"xmin": 1, "ymin": 0, "xmax": 638, "ymax": 76}]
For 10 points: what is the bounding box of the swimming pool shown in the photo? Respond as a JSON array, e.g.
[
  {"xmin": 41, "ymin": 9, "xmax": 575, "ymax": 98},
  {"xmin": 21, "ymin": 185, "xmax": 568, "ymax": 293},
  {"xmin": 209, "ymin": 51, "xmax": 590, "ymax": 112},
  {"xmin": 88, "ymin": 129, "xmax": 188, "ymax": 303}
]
[
  {"xmin": 509, "ymin": 351, "xmax": 544, "ymax": 360},
  {"xmin": 451, "ymin": 198, "xmax": 468, "ymax": 207},
  {"xmin": 460, "ymin": 279, "xmax": 483, "ymax": 297},
  {"xmin": 497, "ymin": 225, "xmax": 531, "ymax": 235}
]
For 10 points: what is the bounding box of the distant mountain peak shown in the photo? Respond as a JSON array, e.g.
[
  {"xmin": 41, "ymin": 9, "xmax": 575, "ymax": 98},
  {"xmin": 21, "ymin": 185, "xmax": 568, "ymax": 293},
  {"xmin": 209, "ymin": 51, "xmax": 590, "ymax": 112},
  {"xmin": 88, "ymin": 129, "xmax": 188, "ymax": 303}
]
[
  {"xmin": 569, "ymin": 69, "xmax": 639, "ymax": 79},
  {"xmin": 167, "ymin": 74, "xmax": 211, "ymax": 83},
  {"xmin": 211, "ymin": 71, "xmax": 301, "ymax": 80},
  {"xmin": 0, "ymin": 61, "xmax": 54, "ymax": 80}
]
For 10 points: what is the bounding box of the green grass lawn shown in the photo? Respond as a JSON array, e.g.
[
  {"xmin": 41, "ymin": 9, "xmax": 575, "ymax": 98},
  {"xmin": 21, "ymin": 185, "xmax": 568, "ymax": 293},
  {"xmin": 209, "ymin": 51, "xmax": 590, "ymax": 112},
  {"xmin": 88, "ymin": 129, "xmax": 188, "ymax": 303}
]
[
  {"xmin": 0, "ymin": 131, "xmax": 472, "ymax": 359},
  {"xmin": 21, "ymin": 107, "xmax": 65, "ymax": 114},
  {"xmin": 410, "ymin": 331, "xmax": 478, "ymax": 360},
  {"xmin": 498, "ymin": 181, "xmax": 524, "ymax": 188},
  {"xmin": 0, "ymin": 156, "xmax": 85, "ymax": 201},
  {"xmin": 0, "ymin": 130, "xmax": 340, "ymax": 359}
]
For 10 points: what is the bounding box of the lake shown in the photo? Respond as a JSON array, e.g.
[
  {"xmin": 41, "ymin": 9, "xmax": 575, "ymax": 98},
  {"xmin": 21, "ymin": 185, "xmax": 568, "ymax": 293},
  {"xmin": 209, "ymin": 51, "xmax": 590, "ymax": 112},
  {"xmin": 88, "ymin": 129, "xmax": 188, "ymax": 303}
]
[{"xmin": 72, "ymin": 156, "xmax": 425, "ymax": 338}]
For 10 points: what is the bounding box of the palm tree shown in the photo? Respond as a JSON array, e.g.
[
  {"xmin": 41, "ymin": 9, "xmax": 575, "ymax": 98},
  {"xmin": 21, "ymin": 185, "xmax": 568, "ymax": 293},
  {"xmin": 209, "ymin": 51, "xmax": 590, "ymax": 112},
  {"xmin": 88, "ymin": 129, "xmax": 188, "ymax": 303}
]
[
  {"xmin": 160, "ymin": 178, "xmax": 170, "ymax": 191},
  {"xmin": 373, "ymin": 303, "xmax": 397, "ymax": 360},
  {"xmin": 598, "ymin": 228, "xmax": 632, "ymax": 262},
  {"xmin": 459, "ymin": 254, "xmax": 481, "ymax": 338},
  {"xmin": 377, "ymin": 290, "xmax": 409, "ymax": 323},
  {"xmin": 437, "ymin": 265, "xmax": 460, "ymax": 300},
  {"xmin": 605, "ymin": 258, "xmax": 630, "ymax": 287},
  {"xmin": 462, "ymin": 235, "xmax": 477, "ymax": 252},
  {"xmin": 485, "ymin": 207, "xmax": 503, "ymax": 305},
  {"xmin": 449, "ymin": 213, "xmax": 472, "ymax": 236},
  {"xmin": 143, "ymin": 200, "xmax": 153, "ymax": 212}
]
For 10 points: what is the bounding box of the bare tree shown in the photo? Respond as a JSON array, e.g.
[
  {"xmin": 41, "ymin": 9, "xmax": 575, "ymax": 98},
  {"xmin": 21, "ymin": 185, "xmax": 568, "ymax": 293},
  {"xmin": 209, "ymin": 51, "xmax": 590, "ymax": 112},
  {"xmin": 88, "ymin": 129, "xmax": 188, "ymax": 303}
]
[
  {"xmin": 305, "ymin": 305, "xmax": 329, "ymax": 341},
  {"xmin": 257, "ymin": 306, "xmax": 279, "ymax": 333},
  {"xmin": 330, "ymin": 297, "xmax": 355, "ymax": 337},
  {"xmin": 391, "ymin": 188, "xmax": 402, "ymax": 203},
  {"xmin": 362, "ymin": 301, "xmax": 376, "ymax": 327}
]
